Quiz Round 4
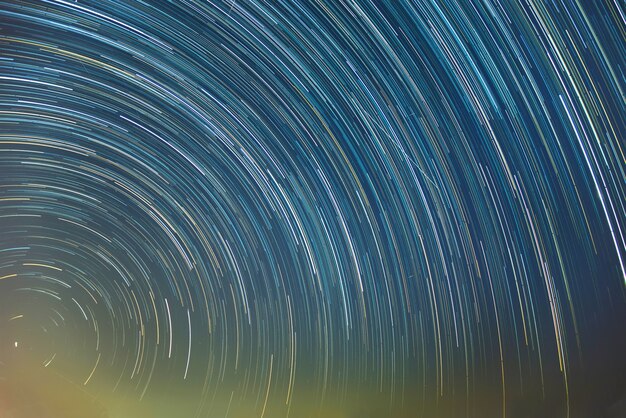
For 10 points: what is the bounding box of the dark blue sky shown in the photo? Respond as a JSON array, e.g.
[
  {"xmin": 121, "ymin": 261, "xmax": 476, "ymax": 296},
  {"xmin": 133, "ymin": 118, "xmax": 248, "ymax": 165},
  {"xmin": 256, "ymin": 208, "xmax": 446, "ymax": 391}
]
[{"xmin": 0, "ymin": 1, "xmax": 624, "ymax": 417}]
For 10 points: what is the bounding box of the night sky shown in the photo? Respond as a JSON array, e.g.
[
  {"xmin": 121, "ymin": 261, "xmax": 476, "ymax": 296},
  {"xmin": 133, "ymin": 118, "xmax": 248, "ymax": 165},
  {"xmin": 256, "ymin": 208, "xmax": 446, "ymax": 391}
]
[{"xmin": 0, "ymin": 1, "xmax": 624, "ymax": 417}]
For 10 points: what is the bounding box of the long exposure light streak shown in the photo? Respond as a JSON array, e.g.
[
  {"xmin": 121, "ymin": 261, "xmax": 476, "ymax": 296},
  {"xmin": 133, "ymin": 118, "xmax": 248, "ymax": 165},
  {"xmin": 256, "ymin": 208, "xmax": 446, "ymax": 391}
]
[{"xmin": 0, "ymin": 1, "xmax": 624, "ymax": 417}]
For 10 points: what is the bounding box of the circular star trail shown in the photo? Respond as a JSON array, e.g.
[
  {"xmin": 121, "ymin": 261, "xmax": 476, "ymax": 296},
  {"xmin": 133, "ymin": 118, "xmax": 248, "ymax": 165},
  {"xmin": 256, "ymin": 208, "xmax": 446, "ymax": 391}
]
[{"xmin": 0, "ymin": 1, "xmax": 624, "ymax": 417}]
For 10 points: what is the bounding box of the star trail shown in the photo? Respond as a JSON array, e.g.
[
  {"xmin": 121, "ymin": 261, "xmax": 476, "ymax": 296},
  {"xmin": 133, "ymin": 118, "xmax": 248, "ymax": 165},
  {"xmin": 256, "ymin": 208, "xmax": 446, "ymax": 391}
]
[{"xmin": 0, "ymin": 1, "xmax": 624, "ymax": 417}]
